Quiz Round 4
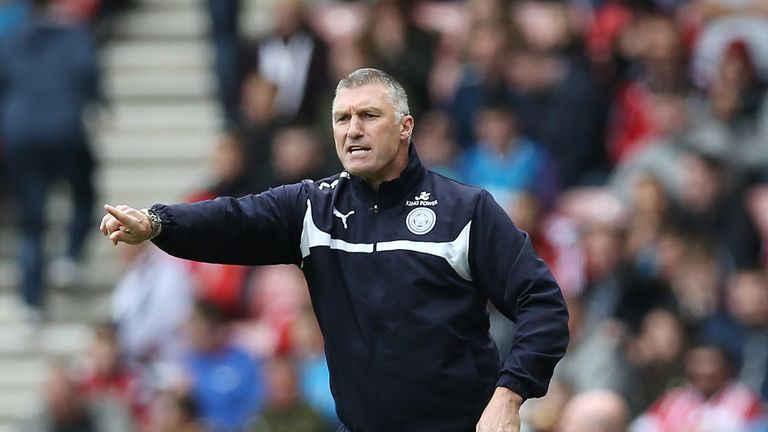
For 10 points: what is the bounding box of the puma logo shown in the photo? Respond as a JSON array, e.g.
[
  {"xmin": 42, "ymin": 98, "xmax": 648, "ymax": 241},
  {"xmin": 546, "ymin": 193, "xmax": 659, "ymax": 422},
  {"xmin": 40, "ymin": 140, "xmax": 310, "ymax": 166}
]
[
  {"xmin": 333, "ymin": 208, "xmax": 355, "ymax": 229},
  {"xmin": 319, "ymin": 179, "xmax": 339, "ymax": 190}
]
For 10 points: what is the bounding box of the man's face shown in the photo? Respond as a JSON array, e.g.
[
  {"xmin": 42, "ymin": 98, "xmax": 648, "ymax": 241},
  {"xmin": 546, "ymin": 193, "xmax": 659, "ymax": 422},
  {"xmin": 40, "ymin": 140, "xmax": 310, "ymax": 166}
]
[
  {"xmin": 332, "ymin": 84, "xmax": 413, "ymax": 186},
  {"xmin": 685, "ymin": 346, "xmax": 730, "ymax": 397}
]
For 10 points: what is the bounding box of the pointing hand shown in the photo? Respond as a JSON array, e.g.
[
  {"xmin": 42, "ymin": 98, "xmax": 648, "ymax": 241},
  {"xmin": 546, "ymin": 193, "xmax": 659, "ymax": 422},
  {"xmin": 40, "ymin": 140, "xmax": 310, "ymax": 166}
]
[{"xmin": 99, "ymin": 204, "xmax": 152, "ymax": 245}]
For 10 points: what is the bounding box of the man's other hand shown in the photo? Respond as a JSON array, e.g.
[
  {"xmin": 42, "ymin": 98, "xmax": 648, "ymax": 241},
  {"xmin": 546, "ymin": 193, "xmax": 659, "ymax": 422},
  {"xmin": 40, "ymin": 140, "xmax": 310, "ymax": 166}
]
[
  {"xmin": 99, "ymin": 204, "xmax": 152, "ymax": 245},
  {"xmin": 476, "ymin": 387, "xmax": 523, "ymax": 432}
]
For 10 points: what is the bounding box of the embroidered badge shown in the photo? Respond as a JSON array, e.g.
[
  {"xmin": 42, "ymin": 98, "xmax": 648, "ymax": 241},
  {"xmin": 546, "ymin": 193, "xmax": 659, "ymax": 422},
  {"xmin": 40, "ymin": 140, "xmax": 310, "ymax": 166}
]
[{"xmin": 406, "ymin": 207, "xmax": 436, "ymax": 235}]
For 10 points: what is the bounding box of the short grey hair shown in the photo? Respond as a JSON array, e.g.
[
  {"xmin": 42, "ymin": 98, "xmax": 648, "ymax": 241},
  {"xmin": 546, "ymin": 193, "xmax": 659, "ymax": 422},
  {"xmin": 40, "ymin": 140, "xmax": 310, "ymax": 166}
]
[{"xmin": 334, "ymin": 68, "xmax": 410, "ymax": 123}]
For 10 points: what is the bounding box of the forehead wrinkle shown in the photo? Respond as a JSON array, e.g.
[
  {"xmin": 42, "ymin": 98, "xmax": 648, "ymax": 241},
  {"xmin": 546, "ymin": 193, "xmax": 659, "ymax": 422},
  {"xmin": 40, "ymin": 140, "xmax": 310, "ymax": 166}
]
[{"xmin": 333, "ymin": 85, "xmax": 392, "ymax": 111}]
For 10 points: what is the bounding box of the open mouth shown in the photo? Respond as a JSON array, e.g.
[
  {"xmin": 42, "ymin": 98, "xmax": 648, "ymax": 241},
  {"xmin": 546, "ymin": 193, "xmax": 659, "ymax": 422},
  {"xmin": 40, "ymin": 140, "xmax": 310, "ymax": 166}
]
[{"xmin": 347, "ymin": 145, "xmax": 371, "ymax": 155}]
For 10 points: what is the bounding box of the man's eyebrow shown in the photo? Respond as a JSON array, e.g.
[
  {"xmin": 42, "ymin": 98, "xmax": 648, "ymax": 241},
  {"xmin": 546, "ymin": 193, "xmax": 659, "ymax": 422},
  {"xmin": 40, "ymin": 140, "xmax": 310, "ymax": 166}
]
[
  {"xmin": 332, "ymin": 110, "xmax": 349, "ymax": 120},
  {"xmin": 333, "ymin": 106, "xmax": 383, "ymax": 117},
  {"xmin": 357, "ymin": 106, "xmax": 383, "ymax": 113}
]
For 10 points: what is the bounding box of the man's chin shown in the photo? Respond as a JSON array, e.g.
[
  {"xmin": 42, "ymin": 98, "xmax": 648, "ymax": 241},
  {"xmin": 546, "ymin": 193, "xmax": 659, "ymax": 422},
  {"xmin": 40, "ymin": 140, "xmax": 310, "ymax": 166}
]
[{"xmin": 342, "ymin": 163, "xmax": 371, "ymax": 178}]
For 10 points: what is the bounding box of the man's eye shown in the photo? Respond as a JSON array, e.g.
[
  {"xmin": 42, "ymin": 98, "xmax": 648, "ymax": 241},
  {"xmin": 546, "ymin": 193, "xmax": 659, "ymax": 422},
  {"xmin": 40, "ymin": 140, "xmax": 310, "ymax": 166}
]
[
  {"xmin": 336, "ymin": 115, "xmax": 350, "ymax": 123},
  {"xmin": 363, "ymin": 112, "xmax": 377, "ymax": 119}
]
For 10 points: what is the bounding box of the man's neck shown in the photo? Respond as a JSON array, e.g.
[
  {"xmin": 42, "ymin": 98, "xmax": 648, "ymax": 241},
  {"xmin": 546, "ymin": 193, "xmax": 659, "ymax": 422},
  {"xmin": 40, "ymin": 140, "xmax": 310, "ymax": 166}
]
[{"xmin": 369, "ymin": 142, "xmax": 411, "ymax": 191}]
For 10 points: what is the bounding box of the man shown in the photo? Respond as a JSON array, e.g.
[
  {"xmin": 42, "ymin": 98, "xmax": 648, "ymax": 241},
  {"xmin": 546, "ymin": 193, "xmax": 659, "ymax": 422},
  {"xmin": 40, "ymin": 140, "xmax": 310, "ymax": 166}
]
[
  {"xmin": 182, "ymin": 300, "xmax": 265, "ymax": 432},
  {"xmin": 100, "ymin": 68, "xmax": 569, "ymax": 432},
  {"xmin": 630, "ymin": 342, "xmax": 766, "ymax": 432},
  {"xmin": 1, "ymin": 0, "xmax": 100, "ymax": 322},
  {"xmin": 557, "ymin": 390, "xmax": 630, "ymax": 432}
]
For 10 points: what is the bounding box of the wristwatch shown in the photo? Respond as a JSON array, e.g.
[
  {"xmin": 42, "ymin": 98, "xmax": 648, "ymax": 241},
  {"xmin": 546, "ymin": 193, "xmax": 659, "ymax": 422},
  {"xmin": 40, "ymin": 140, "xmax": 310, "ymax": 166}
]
[{"xmin": 141, "ymin": 208, "xmax": 163, "ymax": 240}]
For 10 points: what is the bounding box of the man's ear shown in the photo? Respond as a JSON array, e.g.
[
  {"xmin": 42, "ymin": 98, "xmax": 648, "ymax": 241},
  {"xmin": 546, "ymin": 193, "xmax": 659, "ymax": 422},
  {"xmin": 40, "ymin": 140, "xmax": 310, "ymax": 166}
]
[{"xmin": 400, "ymin": 115, "xmax": 415, "ymax": 140}]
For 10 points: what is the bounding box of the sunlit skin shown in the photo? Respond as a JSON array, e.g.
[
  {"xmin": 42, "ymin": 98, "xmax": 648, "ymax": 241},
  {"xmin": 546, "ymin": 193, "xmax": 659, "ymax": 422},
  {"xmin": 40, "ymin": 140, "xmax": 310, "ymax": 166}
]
[{"xmin": 332, "ymin": 84, "xmax": 414, "ymax": 191}]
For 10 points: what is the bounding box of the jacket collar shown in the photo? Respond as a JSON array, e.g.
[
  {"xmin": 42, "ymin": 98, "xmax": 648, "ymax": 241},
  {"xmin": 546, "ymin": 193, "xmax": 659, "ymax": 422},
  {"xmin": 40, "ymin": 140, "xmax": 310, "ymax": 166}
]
[{"xmin": 349, "ymin": 143, "xmax": 427, "ymax": 207}]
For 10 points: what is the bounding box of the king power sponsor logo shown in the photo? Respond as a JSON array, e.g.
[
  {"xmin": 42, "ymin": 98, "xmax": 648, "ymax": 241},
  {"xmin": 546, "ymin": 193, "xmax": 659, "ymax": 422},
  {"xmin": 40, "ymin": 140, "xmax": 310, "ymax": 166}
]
[{"xmin": 406, "ymin": 191, "xmax": 438, "ymax": 207}]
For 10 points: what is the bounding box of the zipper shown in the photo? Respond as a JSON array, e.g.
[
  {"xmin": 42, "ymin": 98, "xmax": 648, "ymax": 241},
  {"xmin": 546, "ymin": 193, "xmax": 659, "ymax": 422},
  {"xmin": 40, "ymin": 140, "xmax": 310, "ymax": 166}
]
[{"xmin": 371, "ymin": 203, "xmax": 380, "ymax": 252}]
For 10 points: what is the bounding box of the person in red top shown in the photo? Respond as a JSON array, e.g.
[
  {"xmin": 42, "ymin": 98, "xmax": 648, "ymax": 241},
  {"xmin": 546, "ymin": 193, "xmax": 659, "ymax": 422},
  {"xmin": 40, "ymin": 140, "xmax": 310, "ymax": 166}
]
[
  {"xmin": 630, "ymin": 342, "xmax": 766, "ymax": 432},
  {"xmin": 76, "ymin": 322, "xmax": 148, "ymax": 426}
]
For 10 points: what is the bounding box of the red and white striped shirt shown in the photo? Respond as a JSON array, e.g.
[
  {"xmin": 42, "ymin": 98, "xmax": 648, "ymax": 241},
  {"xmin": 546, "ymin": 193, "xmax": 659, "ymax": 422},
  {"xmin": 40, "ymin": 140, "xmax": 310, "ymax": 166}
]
[{"xmin": 631, "ymin": 382, "xmax": 764, "ymax": 432}]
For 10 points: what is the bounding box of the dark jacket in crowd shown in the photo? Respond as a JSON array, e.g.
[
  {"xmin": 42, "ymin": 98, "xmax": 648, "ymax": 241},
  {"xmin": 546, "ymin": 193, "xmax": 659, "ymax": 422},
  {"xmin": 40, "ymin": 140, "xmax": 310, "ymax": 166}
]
[{"xmin": 0, "ymin": 15, "xmax": 100, "ymax": 149}]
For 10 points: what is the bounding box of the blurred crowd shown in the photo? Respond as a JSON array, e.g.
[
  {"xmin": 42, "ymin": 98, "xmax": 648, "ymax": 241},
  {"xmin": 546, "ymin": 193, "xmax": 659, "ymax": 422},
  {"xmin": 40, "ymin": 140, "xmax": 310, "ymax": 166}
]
[{"xmin": 3, "ymin": 0, "xmax": 768, "ymax": 430}]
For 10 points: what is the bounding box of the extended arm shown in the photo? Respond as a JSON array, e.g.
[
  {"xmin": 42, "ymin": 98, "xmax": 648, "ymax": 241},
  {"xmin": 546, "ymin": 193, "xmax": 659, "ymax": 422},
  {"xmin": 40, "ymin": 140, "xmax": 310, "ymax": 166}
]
[{"xmin": 100, "ymin": 184, "xmax": 306, "ymax": 266}]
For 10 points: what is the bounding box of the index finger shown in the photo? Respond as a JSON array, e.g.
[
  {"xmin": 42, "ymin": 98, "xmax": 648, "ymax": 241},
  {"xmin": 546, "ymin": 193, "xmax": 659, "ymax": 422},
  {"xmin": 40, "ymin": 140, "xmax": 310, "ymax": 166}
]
[{"xmin": 104, "ymin": 204, "xmax": 139, "ymax": 227}]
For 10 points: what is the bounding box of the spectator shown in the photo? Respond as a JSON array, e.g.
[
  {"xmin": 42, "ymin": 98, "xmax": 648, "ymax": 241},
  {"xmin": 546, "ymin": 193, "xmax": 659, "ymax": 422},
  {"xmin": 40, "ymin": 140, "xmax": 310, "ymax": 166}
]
[
  {"xmin": 0, "ymin": 0, "xmax": 101, "ymax": 323},
  {"xmin": 578, "ymin": 221, "xmax": 633, "ymax": 329},
  {"xmin": 507, "ymin": 0, "xmax": 607, "ymax": 186},
  {"xmin": 241, "ymin": 97, "xmax": 336, "ymax": 195},
  {"xmin": 508, "ymin": 191, "xmax": 585, "ymax": 298},
  {"xmin": 699, "ymin": 269, "xmax": 768, "ymax": 400},
  {"xmin": 75, "ymin": 322, "xmax": 148, "ymax": 426},
  {"xmin": 192, "ymin": 129, "xmax": 256, "ymax": 201},
  {"xmin": 182, "ymin": 299, "xmax": 265, "ymax": 432},
  {"xmin": 630, "ymin": 342, "xmax": 767, "ymax": 432},
  {"xmin": 412, "ymin": 109, "xmax": 460, "ymax": 180},
  {"xmin": 146, "ymin": 391, "xmax": 206, "ymax": 432},
  {"xmin": 248, "ymin": 357, "xmax": 332, "ymax": 432},
  {"xmin": 551, "ymin": 296, "xmax": 636, "ymax": 402},
  {"xmin": 327, "ymin": 38, "xmax": 369, "ymax": 85},
  {"xmin": 666, "ymin": 244, "xmax": 722, "ymax": 324},
  {"xmin": 625, "ymin": 308, "xmax": 687, "ymax": 413},
  {"xmin": 688, "ymin": 39, "xmax": 768, "ymax": 176},
  {"xmin": 676, "ymin": 150, "xmax": 762, "ymax": 269},
  {"xmin": 111, "ymin": 243, "xmax": 194, "ymax": 384},
  {"xmin": 466, "ymin": 0, "xmax": 509, "ymax": 28},
  {"xmin": 519, "ymin": 380, "xmax": 571, "ymax": 432},
  {"xmin": 607, "ymin": 12, "xmax": 689, "ymax": 165},
  {"xmin": 690, "ymin": 1, "xmax": 768, "ymax": 90},
  {"xmin": 449, "ymin": 22, "xmax": 514, "ymax": 148},
  {"xmin": 205, "ymin": 0, "xmax": 240, "ymax": 125},
  {"xmin": 238, "ymin": 73, "xmax": 281, "ymax": 191},
  {"xmin": 609, "ymin": 90, "xmax": 692, "ymax": 202},
  {"xmin": 240, "ymin": 265, "xmax": 312, "ymax": 357},
  {"xmin": 267, "ymin": 124, "xmax": 335, "ymax": 188},
  {"xmin": 611, "ymin": 230, "xmax": 685, "ymax": 333},
  {"xmin": 458, "ymin": 102, "xmax": 558, "ymax": 210},
  {"xmin": 557, "ymin": 390, "xmax": 630, "ymax": 432},
  {"xmin": 290, "ymin": 306, "xmax": 338, "ymax": 426},
  {"xmin": 359, "ymin": 0, "xmax": 438, "ymax": 119},
  {"xmin": 239, "ymin": 0, "xmax": 330, "ymax": 124},
  {"xmin": 18, "ymin": 362, "xmax": 133, "ymax": 432},
  {"xmin": 623, "ymin": 174, "xmax": 679, "ymax": 278}
]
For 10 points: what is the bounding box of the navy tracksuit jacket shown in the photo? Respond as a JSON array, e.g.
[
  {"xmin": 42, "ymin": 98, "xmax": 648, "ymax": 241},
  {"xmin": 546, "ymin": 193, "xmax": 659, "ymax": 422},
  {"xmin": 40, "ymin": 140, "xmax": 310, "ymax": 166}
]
[{"xmin": 151, "ymin": 145, "xmax": 569, "ymax": 432}]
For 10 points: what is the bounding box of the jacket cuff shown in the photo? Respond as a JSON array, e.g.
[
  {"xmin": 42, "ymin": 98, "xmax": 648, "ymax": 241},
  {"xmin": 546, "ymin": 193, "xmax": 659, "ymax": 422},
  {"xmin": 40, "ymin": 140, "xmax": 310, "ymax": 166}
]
[
  {"xmin": 496, "ymin": 374, "xmax": 532, "ymax": 402},
  {"xmin": 149, "ymin": 203, "xmax": 175, "ymax": 242}
]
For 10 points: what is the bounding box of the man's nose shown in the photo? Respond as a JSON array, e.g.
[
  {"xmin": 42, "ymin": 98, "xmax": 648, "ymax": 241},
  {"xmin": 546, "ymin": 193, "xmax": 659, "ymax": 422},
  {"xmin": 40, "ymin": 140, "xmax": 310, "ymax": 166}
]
[{"xmin": 347, "ymin": 115, "xmax": 364, "ymax": 137}]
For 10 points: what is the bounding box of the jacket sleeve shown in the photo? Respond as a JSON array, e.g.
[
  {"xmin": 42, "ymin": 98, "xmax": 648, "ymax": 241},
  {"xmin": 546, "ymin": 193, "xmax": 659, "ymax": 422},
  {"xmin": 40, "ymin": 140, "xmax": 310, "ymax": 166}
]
[
  {"xmin": 469, "ymin": 190, "xmax": 569, "ymax": 401},
  {"xmin": 150, "ymin": 183, "xmax": 306, "ymax": 266}
]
